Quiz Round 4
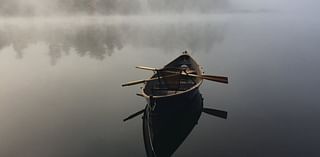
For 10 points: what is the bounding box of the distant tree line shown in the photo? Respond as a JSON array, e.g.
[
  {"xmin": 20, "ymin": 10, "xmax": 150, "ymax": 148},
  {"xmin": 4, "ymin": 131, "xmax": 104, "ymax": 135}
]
[
  {"xmin": 148, "ymin": 0, "xmax": 229, "ymax": 13},
  {"xmin": 0, "ymin": 0, "xmax": 229, "ymax": 16}
]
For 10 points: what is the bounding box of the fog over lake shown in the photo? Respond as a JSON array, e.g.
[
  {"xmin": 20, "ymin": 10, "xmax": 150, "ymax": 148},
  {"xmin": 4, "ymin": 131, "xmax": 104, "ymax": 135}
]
[{"xmin": 0, "ymin": 1, "xmax": 319, "ymax": 157}]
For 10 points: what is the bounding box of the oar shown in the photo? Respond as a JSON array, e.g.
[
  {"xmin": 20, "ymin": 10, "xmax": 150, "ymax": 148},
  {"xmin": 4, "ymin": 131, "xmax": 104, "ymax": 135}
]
[
  {"xmin": 122, "ymin": 79, "xmax": 151, "ymax": 87},
  {"xmin": 121, "ymin": 73, "xmax": 179, "ymax": 87},
  {"xmin": 137, "ymin": 66, "xmax": 228, "ymax": 83},
  {"xmin": 187, "ymin": 73, "xmax": 228, "ymax": 84},
  {"xmin": 136, "ymin": 65, "xmax": 189, "ymax": 72},
  {"xmin": 136, "ymin": 66, "xmax": 158, "ymax": 71},
  {"xmin": 163, "ymin": 70, "xmax": 228, "ymax": 84},
  {"xmin": 137, "ymin": 66, "xmax": 228, "ymax": 84},
  {"xmin": 123, "ymin": 109, "xmax": 145, "ymax": 122},
  {"xmin": 202, "ymin": 108, "xmax": 228, "ymax": 119}
]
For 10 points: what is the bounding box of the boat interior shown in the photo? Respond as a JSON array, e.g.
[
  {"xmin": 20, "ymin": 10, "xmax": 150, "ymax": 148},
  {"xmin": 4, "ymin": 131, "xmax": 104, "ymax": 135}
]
[{"xmin": 144, "ymin": 55, "xmax": 201, "ymax": 96}]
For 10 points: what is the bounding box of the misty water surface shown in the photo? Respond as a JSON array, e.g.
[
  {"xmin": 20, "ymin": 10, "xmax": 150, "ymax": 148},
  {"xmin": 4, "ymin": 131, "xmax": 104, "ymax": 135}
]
[{"xmin": 1, "ymin": 1, "xmax": 320, "ymax": 157}]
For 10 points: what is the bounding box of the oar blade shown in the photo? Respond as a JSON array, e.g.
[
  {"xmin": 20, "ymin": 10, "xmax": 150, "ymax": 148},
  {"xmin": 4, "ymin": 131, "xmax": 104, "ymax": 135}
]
[
  {"xmin": 123, "ymin": 109, "xmax": 145, "ymax": 122},
  {"xmin": 202, "ymin": 75, "xmax": 228, "ymax": 84},
  {"xmin": 136, "ymin": 66, "xmax": 157, "ymax": 71},
  {"xmin": 203, "ymin": 108, "xmax": 228, "ymax": 119}
]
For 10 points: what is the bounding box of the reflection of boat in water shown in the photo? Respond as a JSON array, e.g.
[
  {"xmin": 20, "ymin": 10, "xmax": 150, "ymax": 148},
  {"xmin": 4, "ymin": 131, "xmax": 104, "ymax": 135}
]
[
  {"xmin": 143, "ymin": 91, "xmax": 203, "ymax": 157},
  {"xmin": 122, "ymin": 51, "xmax": 229, "ymax": 156},
  {"xmin": 141, "ymin": 91, "xmax": 228, "ymax": 157}
]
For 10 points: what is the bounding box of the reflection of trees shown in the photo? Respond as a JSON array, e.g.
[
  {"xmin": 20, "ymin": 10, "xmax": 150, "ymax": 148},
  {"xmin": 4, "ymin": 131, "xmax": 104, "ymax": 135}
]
[
  {"xmin": 44, "ymin": 25, "xmax": 123, "ymax": 65},
  {"xmin": 0, "ymin": 30, "xmax": 11, "ymax": 52},
  {"xmin": 71, "ymin": 25, "xmax": 123, "ymax": 60},
  {"xmin": 48, "ymin": 44, "xmax": 62, "ymax": 65},
  {"xmin": 0, "ymin": 27, "xmax": 38, "ymax": 58},
  {"xmin": 46, "ymin": 25, "xmax": 123, "ymax": 65},
  {"xmin": 0, "ymin": 24, "xmax": 123, "ymax": 65},
  {"xmin": 12, "ymin": 30, "xmax": 37, "ymax": 59},
  {"xmin": 0, "ymin": 20, "xmax": 225, "ymax": 65},
  {"xmin": 125, "ymin": 22, "xmax": 225, "ymax": 53}
]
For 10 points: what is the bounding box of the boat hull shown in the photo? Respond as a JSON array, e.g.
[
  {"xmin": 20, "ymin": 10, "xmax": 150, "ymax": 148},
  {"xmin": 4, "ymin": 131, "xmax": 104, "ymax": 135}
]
[
  {"xmin": 142, "ymin": 54, "xmax": 203, "ymax": 100},
  {"xmin": 142, "ymin": 54, "xmax": 203, "ymax": 114},
  {"xmin": 145, "ymin": 86, "xmax": 200, "ymax": 114}
]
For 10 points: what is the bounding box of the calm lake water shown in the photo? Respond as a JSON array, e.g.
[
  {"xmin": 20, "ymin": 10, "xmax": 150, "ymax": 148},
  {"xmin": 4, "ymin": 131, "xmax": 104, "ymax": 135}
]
[{"xmin": 0, "ymin": 12, "xmax": 319, "ymax": 157}]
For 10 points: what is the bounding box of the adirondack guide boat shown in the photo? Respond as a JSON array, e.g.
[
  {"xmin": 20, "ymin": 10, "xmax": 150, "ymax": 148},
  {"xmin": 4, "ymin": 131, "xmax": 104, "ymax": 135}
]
[{"xmin": 122, "ymin": 51, "xmax": 228, "ymax": 113}]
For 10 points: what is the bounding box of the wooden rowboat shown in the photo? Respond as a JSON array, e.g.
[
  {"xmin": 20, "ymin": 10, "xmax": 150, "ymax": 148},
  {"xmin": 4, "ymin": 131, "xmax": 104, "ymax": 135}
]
[
  {"xmin": 122, "ymin": 51, "xmax": 228, "ymax": 119},
  {"xmin": 122, "ymin": 51, "xmax": 227, "ymax": 110},
  {"xmin": 141, "ymin": 52, "xmax": 204, "ymax": 111}
]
